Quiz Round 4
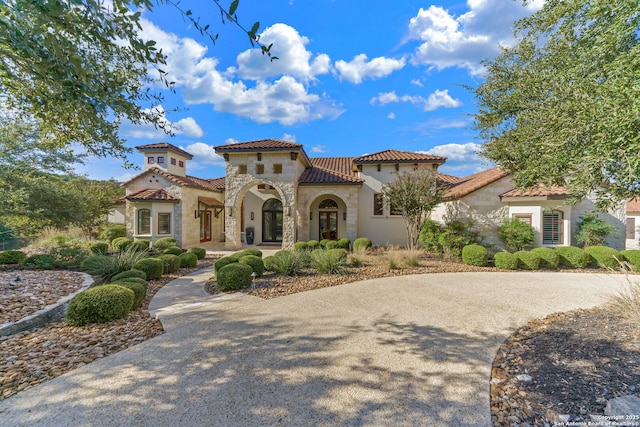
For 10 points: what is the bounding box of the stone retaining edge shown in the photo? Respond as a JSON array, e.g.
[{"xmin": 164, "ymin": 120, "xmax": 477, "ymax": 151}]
[{"xmin": 0, "ymin": 272, "xmax": 94, "ymax": 337}]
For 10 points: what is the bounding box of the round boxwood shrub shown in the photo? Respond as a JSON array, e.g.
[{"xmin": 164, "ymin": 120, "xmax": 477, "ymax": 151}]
[
  {"xmin": 263, "ymin": 255, "xmax": 275, "ymax": 271},
  {"xmin": 294, "ymin": 241, "xmax": 309, "ymax": 252},
  {"xmin": 89, "ymin": 242, "xmax": 109, "ymax": 255},
  {"xmin": 555, "ymin": 246, "xmax": 590, "ymax": 269},
  {"xmin": 112, "ymin": 277, "xmax": 148, "ymax": 287},
  {"xmin": 307, "ymin": 240, "xmax": 320, "ymax": 250},
  {"xmin": 214, "ymin": 256, "xmax": 238, "ymax": 273},
  {"xmin": 353, "ymin": 237, "xmax": 372, "ymax": 252},
  {"xmin": 187, "ymin": 246, "xmax": 206, "ymax": 260},
  {"xmin": 153, "ymin": 237, "xmax": 177, "ymax": 252},
  {"xmin": 163, "ymin": 246, "xmax": 183, "ymax": 256},
  {"xmin": 239, "ymin": 255, "xmax": 265, "ymax": 277},
  {"xmin": 461, "ymin": 244, "xmax": 488, "ymax": 267},
  {"xmin": 112, "ymin": 269, "xmax": 147, "ymax": 281},
  {"xmin": 243, "ymin": 248, "xmax": 263, "ymax": 258},
  {"xmin": 319, "ymin": 239, "xmax": 330, "ymax": 248},
  {"xmin": 584, "ymin": 245, "xmax": 621, "ymax": 270},
  {"xmin": 178, "ymin": 252, "xmax": 198, "ymax": 268},
  {"xmin": 129, "ymin": 240, "xmax": 150, "ymax": 253},
  {"xmin": 514, "ymin": 251, "xmax": 541, "ymax": 270},
  {"xmin": 216, "ymin": 263, "xmax": 253, "ymax": 291},
  {"xmin": 112, "ymin": 237, "xmax": 132, "ymax": 252},
  {"xmin": 66, "ymin": 285, "xmax": 134, "ymax": 326},
  {"xmin": 531, "ymin": 247, "xmax": 559, "ymax": 269},
  {"xmin": 494, "ymin": 252, "xmax": 518, "ymax": 270},
  {"xmin": 337, "ymin": 238, "xmax": 351, "ymax": 250},
  {"xmin": 325, "ymin": 240, "xmax": 340, "ymax": 250},
  {"xmin": 619, "ymin": 250, "xmax": 640, "ymax": 271},
  {"xmin": 158, "ymin": 254, "xmax": 181, "ymax": 273},
  {"xmin": 0, "ymin": 250, "xmax": 26, "ymax": 265},
  {"xmin": 23, "ymin": 254, "xmax": 56, "ymax": 270},
  {"xmin": 132, "ymin": 258, "xmax": 164, "ymax": 280},
  {"xmin": 327, "ymin": 248, "xmax": 348, "ymax": 262},
  {"xmin": 110, "ymin": 282, "xmax": 146, "ymax": 309}
]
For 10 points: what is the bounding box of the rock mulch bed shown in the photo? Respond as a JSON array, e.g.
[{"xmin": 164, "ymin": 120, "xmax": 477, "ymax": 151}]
[
  {"xmin": 0, "ymin": 271, "xmax": 85, "ymax": 324},
  {"xmin": 0, "ymin": 257, "xmax": 215, "ymax": 400}
]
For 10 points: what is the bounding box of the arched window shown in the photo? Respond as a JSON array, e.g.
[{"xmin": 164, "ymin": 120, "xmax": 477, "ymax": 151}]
[
  {"xmin": 319, "ymin": 199, "xmax": 338, "ymax": 210},
  {"xmin": 137, "ymin": 209, "xmax": 151, "ymax": 234}
]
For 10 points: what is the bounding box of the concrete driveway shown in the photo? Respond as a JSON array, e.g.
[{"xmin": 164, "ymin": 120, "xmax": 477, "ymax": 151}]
[{"xmin": 0, "ymin": 271, "xmax": 628, "ymax": 426}]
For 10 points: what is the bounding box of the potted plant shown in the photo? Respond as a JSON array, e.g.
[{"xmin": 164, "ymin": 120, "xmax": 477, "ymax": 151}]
[{"xmin": 245, "ymin": 226, "xmax": 255, "ymax": 245}]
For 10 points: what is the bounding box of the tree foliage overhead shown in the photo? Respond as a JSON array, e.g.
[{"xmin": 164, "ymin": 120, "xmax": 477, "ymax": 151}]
[
  {"xmin": 472, "ymin": 0, "xmax": 640, "ymax": 208},
  {"xmin": 381, "ymin": 168, "xmax": 444, "ymax": 250}
]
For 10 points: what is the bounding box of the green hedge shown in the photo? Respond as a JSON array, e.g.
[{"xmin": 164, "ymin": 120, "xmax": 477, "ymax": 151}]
[
  {"xmin": 110, "ymin": 282, "xmax": 146, "ymax": 309},
  {"xmin": 353, "ymin": 237, "xmax": 372, "ymax": 252},
  {"xmin": 158, "ymin": 254, "xmax": 181, "ymax": 273},
  {"xmin": 66, "ymin": 285, "xmax": 134, "ymax": 326},
  {"xmin": 494, "ymin": 252, "xmax": 518, "ymax": 270},
  {"xmin": 531, "ymin": 247, "xmax": 559, "ymax": 269},
  {"xmin": 555, "ymin": 246, "xmax": 590, "ymax": 268},
  {"xmin": 112, "ymin": 269, "xmax": 147, "ymax": 281},
  {"xmin": 214, "ymin": 256, "xmax": 238, "ymax": 273},
  {"xmin": 307, "ymin": 240, "xmax": 321, "ymax": 250},
  {"xmin": 619, "ymin": 250, "xmax": 640, "ymax": 271},
  {"xmin": 263, "ymin": 256, "xmax": 275, "ymax": 271},
  {"xmin": 153, "ymin": 237, "xmax": 177, "ymax": 252},
  {"xmin": 112, "ymin": 237, "xmax": 132, "ymax": 252},
  {"xmin": 187, "ymin": 247, "xmax": 206, "ymax": 260},
  {"xmin": 89, "ymin": 242, "xmax": 109, "ymax": 255},
  {"xmin": 584, "ymin": 245, "xmax": 621, "ymax": 270},
  {"xmin": 319, "ymin": 239, "xmax": 330, "ymax": 248},
  {"xmin": 0, "ymin": 250, "xmax": 26, "ymax": 265},
  {"xmin": 217, "ymin": 263, "xmax": 253, "ymax": 291},
  {"xmin": 514, "ymin": 251, "xmax": 540, "ymax": 270},
  {"xmin": 163, "ymin": 246, "xmax": 183, "ymax": 256},
  {"xmin": 131, "ymin": 258, "xmax": 164, "ymax": 280},
  {"xmin": 461, "ymin": 244, "xmax": 488, "ymax": 266},
  {"xmin": 294, "ymin": 242, "xmax": 309, "ymax": 252},
  {"xmin": 178, "ymin": 252, "xmax": 198, "ymax": 268},
  {"xmin": 337, "ymin": 238, "xmax": 351, "ymax": 250},
  {"xmin": 239, "ymin": 255, "xmax": 265, "ymax": 277},
  {"xmin": 325, "ymin": 240, "xmax": 340, "ymax": 250}
]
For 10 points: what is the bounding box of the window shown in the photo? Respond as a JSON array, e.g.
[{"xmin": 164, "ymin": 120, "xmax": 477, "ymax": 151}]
[
  {"xmin": 256, "ymin": 164, "xmax": 264, "ymax": 175},
  {"xmin": 319, "ymin": 199, "xmax": 338, "ymax": 209},
  {"xmin": 513, "ymin": 214, "xmax": 532, "ymax": 225},
  {"xmin": 543, "ymin": 210, "xmax": 563, "ymax": 244},
  {"xmin": 627, "ymin": 218, "xmax": 636, "ymax": 240},
  {"xmin": 137, "ymin": 209, "xmax": 151, "ymax": 234},
  {"xmin": 158, "ymin": 213, "xmax": 171, "ymax": 234},
  {"xmin": 147, "ymin": 157, "xmax": 154, "ymax": 164},
  {"xmin": 373, "ymin": 193, "xmax": 384, "ymax": 216},
  {"xmin": 273, "ymin": 164, "xmax": 283, "ymax": 174},
  {"xmin": 390, "ymin": 203, "xmax": 402, "ymax": 216},
  {"xmin": 157, "ymin": 156, "xmax": 165, "ymax": 164},
  {"xmin": 238, "ymin": 164, "xmax": 247, "ymax": 174},
  {"xmin": 178, "ymin": 160, "xmax": 184, "ymax": 168},
  {"xmin": 171, "ymin": 158, "xmax": 177, "ymax": 165}
]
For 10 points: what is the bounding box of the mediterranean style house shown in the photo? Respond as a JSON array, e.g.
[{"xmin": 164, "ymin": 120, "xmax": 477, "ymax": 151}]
[{"xmin": 118, "ymin": 140, "xmax": 628, "ymax": 251}]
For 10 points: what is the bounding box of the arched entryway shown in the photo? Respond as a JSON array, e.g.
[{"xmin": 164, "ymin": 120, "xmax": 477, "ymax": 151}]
[
  {"xmin": 318, "ymin": 198, "xmax": 339, "ymax": 240},
  {"xmin": 262, "ymin": 198, "xmax": 283, "ymax": 243}
]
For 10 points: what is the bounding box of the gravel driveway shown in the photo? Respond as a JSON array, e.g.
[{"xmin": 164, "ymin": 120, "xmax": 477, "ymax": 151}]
[{"xmin": 0, "ymin": 271, "xmax": 627, "ymax": 427}]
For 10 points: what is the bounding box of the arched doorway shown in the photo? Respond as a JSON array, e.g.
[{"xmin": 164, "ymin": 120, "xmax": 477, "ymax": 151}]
[
  {"xmin": 318, "ymin": 198, "xmax": 338, "ymax": 240},
  {"xmin": 262, "ymin": 198, "xmax": 283, "ymax": 242}
]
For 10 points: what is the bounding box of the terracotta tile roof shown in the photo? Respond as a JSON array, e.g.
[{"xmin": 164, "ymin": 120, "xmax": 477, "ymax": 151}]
[
  {"xmin": 125, "ymin": 188, "xmax": 180, "ymax": 202},
  {"xmin": 443, "ymin": 168, "xmax": 508, "ymax": 199},
  {"xmin": 213, "ymin": 139, "xmax": 303, "ymax": 152},
  {"xmin": 500, "ymin": 184, "xmax": 570, "ymax": 199},
  {"xmin": 135, "ymin": 142, "xmax": 194, "ymax": 159},
  {"xmin": 198, "ymin": 196, "xmax": 224, "ymax": 208},
  {"xmin": 208, "ymin": 177, "xmax": 226, "ymax": 191},
  {"xmin": 121, "ymin": 167, "xmax": 224, "ymax": 192},
  {"xmin": 299, "ymin": 157, "xmax": 363, "ymax": 185},
  {"xmin": 627, "ymin": 197, "xmax": 640, "ymax": 213},
  {"xmin": 436, "ymin": 172, "xmax": 465, "ymax": 186},
  {"xmin": 354, "ymin": 149, "xmax": 446, "ymax": 164}
]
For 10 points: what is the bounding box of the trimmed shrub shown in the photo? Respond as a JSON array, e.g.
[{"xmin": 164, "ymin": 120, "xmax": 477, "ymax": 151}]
[
  {"xmin": 112, "ymin": 269, "xmax": 147, "ymax": 281},
  {"xmin": 214, "ymin": 256, "xmax": 238, "ymax": 273},
  {"xmin": 112, "ymin": 277, "xmax": 147, "ymax": 287},
  {"xmin": 187, "ymin": 247, "xmax": 206, "ymax": 260},
  {"xmin": 99, "ymin": 224, "xmax": 126, "ymax": 243},
  {"xmin": 461, "ymin": 244, "xmax": 488, "ymax": 266},
  {"xmin": 216, "ymin": 263, "xmax": 253, "ymax": 291},
  {"xmin": 112, "ymin": 237, "xmax": 132, "ymax": 252},
  {"xmin": 129, "ymin": 240, "xmax": 150, "ymax": 253},
  {"xmin": 494, "ymin": 252, "xmax": 518, "ymax": 270},
  {"xmin": 232, "ymin": 248, "xmax": 262, "ymax": 258},
  {"xmin": 132, "ymin": 258, "xmax": 164, "ymax": 280},
  {"xmin": 239, "ymin": 255, "xmax": 265, "ymax": 277},
  {"xmin": 531, "ymin": 247, "xmax": 559, "ymax": 269},
  {"xmin": 23, "ymin": 254, "xmax": 56, "ymax": 270},
  {"xmin": 420, "ymin": 219, "xmax": 482, "ymax": 257},
  {"xmin": 90, "ymin": 242, "xmax": 109, "ymax": 255},
  {"xmin": 158, "ymin": 254, "xmax": 181, "ymax": 273},
  {"xmin": 325, "ymin": 240, "xmax": 340, "ymax": 250},
  {"xmin": 153, "ymin": 237, "xmax": 178, "ymax": 252},
  {"xmin": 307, "ymin": 240, "xmax": 321, "ymax": 250},
  {"xmin": 163, "ymin": 246, "xmax": 183, "ymax": 256},
  {"xmin": 111, "ymin": 282, "xmax": 146, "ymax": 309},
  {"xmin": 620, "ymin": 250, "xmax": 640, "ymax": 271},
  {"xmin": 584, "ymin": 245, "xmax": 621, "ymax": 270},
  {"xmin": 337, "ymin": 238, "xmax": 351, "ymax": 251},
  {"xmin": 263, "ymin": 255, "xmax": 275, "ymax": 271},
  {"xmin": 497, "ymin": 219, "xmax": 535, "ymax": 252},
  {"xmin": 294, "ymin": 241, "xmax": 309, "ymax": 252},
  {"xmin": 178, "ymin": 252, "xmax": 198, "ymax": 268},
  {"xmin": 556, "ymin": 246, "xmax": 590, "ymax": 269},
  {"xmin": 311, "ymin": 248, "xmax": 347, "ymax": 274},
  {"xmin": 319, "ymin": 239, "xmax": 330, "ymax": 248},
  {"xmin": 66, "ymin": 285, "xmax": 134, "ymax": 326},
  {"xmin": 0, "ymin": 250, "xmax": 27, "ymax": 265},
  {"xmin": 353, "ymin": 237, "xmax": 372, "ymax": 252},
  {"xmin": 514, "ymin": 251, "xmax": 540, "ymax": 270},
  {"xmin": 270, "ymin": 250, "xmax": 304, "ymax": 276}
]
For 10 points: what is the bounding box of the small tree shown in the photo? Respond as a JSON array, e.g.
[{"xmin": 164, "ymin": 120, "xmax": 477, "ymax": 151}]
[
  {"xmin": 498, "ymin": 218, "xmax": 535, "ymax": 252},
  {"xmin": 576, "ymin": 213, "xmax": 618, "ymax": 247},
  {"xmin": 382, "ymin": 168, "xmax": 444, "ymax": 250}
]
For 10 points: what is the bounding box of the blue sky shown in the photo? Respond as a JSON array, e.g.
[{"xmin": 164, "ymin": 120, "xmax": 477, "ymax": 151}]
[{"xmin": 77, "ymin": 0, "xmax": 543, "ymax": 181}]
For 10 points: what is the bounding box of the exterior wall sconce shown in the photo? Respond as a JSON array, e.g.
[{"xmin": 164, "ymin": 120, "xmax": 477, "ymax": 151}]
[
  {"xmin": 228, "ymin": 207, "xmax": 233, "ymax": 217},
  {"xmin": 250, "ymin": 212, "xmax": 254, "ymax": 220},
  {"xmin": 377, "ymin": 164, "xmax": 381, "ymax": 172},
  {"xmin": 287, "ymin": 206, "xmax": 292, "ymax": 216},
  {"xmin": 343, "ymin": 212, "xmax": 347, "ymax": 221}
]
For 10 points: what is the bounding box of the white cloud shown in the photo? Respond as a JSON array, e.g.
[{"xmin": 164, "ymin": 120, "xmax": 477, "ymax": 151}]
[
  {"xmin": 370, "ymin": 89, "xmax": 462, "ymax": 112},
  {"xmin": 172, "ymin": 117, "xmax": 203, "ymax": 138},
  {"xmin": 182, "ymin": 142, "xmax": 226, "ymax": 170},
  {"xmin": 335, "ymin": 54, "xmax": 406, "ymax": 84},
  {"xmin": 411, "ymin": 79, "xmax": 424, "ymax": 87},
  {"xmin": 387, "ymin": 112, "xmax": 396, "ymax": 120},
  {"xmin": 406, "ymin": 0, "xmax": 543, "ymax": 75},
  {"xmin": 236, "ymin": 24, "xmax": 331, "ymax": 82},
  {"xmin": 311, "ymin": 145, "xmax": 327, "ymax": 153},
  {"xmin": 119, "ymin": 105, "xmax": 203, "ymax": 139},
  {"xmin": 282, "ymin": 133, "xmax": 297, "ymax": 142},
  {"xmin": 225, "ymin": 138, "xmax": 240, "ymax": 145},
  {"xmin": 421, "ymin": 142, "xmax": 490, "ymax": 175}
]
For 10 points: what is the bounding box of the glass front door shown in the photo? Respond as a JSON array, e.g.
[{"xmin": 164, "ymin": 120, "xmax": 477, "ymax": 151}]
[
  {"xmin": 262, "ymin": 199, "xmax": 283, "ymax": 242},
  {"xmin": 319, "ymin": 211, "xmax": 338, "ymax": 240},
  {"xmin": 200, "ymin": 210, "xmax": 211, "ymax": 242}
]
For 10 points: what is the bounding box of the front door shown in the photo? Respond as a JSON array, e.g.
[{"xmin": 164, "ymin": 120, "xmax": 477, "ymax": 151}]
[
  {"xmin": 199, "ymin": 210, "xmax": 212, "ymax": 242},
  {"xmin": 262, "ymin": 199, "xmax": 283, "ymax": 242},
  {"xmin": 319, "ymin": 211, "xmax": 338, "ymax": 240}
]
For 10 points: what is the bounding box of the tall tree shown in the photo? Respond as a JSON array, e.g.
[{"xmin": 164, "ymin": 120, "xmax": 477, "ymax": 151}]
[
  {"xmin": 471, "ymin": 0, "xmax": 640, "ymax": 208},
  {"xmin": 382, "ymin": 168, "xmax": 444, "ymax": 250}
]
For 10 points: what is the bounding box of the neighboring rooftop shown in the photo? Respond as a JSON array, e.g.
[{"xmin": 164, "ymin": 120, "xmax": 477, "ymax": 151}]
[
  {"xmin": 213, "ymin": 139, "xmax": 303, "ymax": 152},
  {"xmin": 354, "ymin": 149, "xmax": 446, "ymax": 164},
  {"xmin": 125, "ymin": 188, "xmax": 180, "ymax": 202},
  {"xmin": 122, "ymin": 167, "xmax": 224, "ymax": 193},
  {"xmin": 443, "ymin": 168, "xmax": 508, "ymax": 199},
  {"xmin": 500, "ymin": 184, "xmax": 571, "ymax": 200},
  {"xmin": 135, "ymin": 142, "xmax": 194, "ymax": 160}
]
